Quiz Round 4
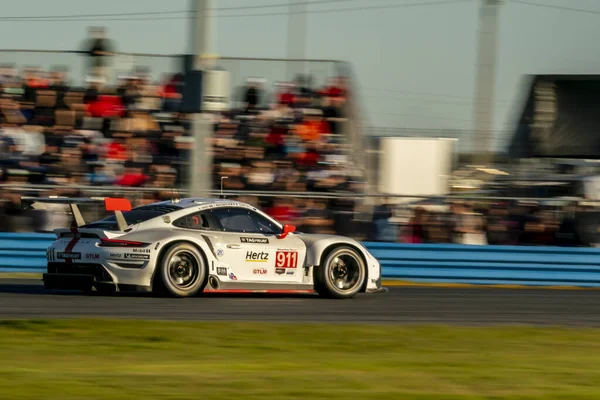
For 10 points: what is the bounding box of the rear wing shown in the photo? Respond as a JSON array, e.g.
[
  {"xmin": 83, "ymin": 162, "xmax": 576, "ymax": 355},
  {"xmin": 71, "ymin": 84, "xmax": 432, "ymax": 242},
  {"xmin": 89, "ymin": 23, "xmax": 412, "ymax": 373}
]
[{"xmin": 21, "ymin": 196, "xmax": 132, "ymax": 231}]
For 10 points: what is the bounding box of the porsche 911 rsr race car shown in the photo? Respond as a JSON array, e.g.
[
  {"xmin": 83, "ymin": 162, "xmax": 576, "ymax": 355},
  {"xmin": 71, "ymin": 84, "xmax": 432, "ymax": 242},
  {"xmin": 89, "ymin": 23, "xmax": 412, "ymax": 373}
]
[{"xmin": 22, "ymin": 197, "xmax": 384, "ymax": 298}]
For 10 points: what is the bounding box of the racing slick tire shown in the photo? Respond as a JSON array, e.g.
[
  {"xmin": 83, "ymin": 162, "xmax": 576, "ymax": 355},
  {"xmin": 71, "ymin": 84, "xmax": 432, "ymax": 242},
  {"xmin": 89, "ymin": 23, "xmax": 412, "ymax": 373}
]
[
  {"xmin": 157, "ymin": 243, "xmax": 207, "ymax": 298},
  {"xmin": 314, "ymin": 246, "xmax": 366, "ymax": 299}
]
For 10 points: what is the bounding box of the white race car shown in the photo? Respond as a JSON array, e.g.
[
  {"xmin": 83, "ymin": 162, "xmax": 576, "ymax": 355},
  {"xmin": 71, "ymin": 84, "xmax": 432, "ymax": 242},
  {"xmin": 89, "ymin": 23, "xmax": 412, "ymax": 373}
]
[{"xmin": 22, "ymin": 197, "xmax": 384, "ymax": 298}]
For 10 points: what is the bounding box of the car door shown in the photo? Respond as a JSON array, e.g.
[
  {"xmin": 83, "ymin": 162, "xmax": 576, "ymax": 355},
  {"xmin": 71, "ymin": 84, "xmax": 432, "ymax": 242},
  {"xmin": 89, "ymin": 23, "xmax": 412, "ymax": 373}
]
[
  {"xmin": 171, "ymin": 209, "xmax": 240, "ymax": 280},
  {"xmin": 208, "ymin": 206, "xmax": 307, "ymax": 283}
]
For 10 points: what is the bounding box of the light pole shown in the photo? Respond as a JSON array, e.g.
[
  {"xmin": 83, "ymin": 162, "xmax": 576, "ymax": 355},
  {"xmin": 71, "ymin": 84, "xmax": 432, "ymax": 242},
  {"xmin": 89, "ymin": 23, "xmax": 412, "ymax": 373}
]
[
  {"xmin": 473, "ymin": 0, "xmax": 502, "ymax": 165},
  {"xmin": 286, "ymin": 0, "xmax": 307, "ymax": 81},
  {"xmin": 188, "ymin": 0, "xmax": 215, "ymax": 197}
]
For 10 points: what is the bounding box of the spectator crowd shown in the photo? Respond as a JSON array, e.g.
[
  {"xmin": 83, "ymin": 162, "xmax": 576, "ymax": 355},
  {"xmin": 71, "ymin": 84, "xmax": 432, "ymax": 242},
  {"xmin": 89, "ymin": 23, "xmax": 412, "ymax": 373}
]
[
  {"xmin": 1, "ymin": 63, "xmax": 191, "ymax": 199},
  {"xmin": 372, "ymin": 199, "xmax": 599, "ymax": 247},
  {"xmin": 0, "ymin": 48, "xmax": 364, "ymax": 233}
]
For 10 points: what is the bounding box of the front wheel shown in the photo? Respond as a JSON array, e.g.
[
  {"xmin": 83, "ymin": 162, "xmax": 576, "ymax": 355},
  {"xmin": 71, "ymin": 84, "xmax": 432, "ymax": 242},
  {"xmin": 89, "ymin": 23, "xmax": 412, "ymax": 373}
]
[
  {"xmin": 314, "ymin": 246, "xmax": 366, "ymax": 299},
  {"xmin": 158, "ymin": 243, "xmax": 207, "ymax": 298}
]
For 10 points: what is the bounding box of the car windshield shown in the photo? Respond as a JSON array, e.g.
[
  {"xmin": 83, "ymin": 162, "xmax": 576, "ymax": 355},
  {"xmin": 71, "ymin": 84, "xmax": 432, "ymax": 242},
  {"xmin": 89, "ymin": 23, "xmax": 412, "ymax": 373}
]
[{"xmin": 83, "ymin": 205, "xmax": 181, "ymax": 229}]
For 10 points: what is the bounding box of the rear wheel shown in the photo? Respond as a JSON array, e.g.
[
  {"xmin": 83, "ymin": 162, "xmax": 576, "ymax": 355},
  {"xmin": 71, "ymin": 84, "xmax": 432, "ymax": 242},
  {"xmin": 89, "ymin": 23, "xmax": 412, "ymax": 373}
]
[
  {"xmin": 314, "ymin": 246, "xmax": 366, "ymax": 299},
  {"xmin": 158, "ymin": 243, "xmax": 207, "ymax": 298}
]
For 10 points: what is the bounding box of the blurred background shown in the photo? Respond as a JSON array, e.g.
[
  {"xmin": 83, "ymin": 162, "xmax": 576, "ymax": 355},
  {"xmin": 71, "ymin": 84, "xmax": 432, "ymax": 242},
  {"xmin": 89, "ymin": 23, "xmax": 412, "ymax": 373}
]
[{"xmin": 3, "ymin": 0, "xmax": 600, "ymax": 247}]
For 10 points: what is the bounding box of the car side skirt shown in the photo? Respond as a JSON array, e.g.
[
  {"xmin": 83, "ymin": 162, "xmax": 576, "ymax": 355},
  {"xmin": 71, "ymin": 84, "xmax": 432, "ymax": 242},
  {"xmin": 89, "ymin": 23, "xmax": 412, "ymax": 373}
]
[{"xmin": 204, "ymin": 276, "xmax": 314, "ymax": 292}]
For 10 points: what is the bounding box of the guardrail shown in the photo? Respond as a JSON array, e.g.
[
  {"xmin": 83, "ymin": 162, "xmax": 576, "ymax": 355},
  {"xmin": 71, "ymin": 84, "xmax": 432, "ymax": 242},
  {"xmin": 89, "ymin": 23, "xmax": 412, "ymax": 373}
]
[
  {"xmin": 366, "ymin": 242, "xmax": 600, "ymax": 287},
  {"xmin": 2, "ymin": 233, "xmax": 600, "ymax": 287},
  {"xmin": 0, "ymin": 233, "xmax": 54, "ymax": 273}
]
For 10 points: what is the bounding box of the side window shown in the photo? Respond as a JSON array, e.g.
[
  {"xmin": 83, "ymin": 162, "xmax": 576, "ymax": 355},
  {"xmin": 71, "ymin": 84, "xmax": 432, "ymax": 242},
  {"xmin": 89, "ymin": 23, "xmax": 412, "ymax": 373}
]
[
  {"xmin": 211, "ymin": 208, "xmax": 260, "ymax": 233},
  {"xmin": 210, "ymin": 207, "xmax": 282, "ymax": 234},
  {"xmin": 247, "ymin": 210, "xmax": 282, "ymax": 235},
  {"xmin": 173, "ymin": 212, "xmax": 212, "ymax": 230}
]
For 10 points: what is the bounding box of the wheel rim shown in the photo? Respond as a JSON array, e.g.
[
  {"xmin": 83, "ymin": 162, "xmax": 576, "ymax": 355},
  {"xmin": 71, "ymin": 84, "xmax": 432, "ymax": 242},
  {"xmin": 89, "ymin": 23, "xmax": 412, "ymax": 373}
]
[
  {"xmin": 327, "ymin": 251, "xmax": 363, "ymax": 293},
  {"xmin": 167, "ymin": 251, "xmax": 199, "ymax": 289}
]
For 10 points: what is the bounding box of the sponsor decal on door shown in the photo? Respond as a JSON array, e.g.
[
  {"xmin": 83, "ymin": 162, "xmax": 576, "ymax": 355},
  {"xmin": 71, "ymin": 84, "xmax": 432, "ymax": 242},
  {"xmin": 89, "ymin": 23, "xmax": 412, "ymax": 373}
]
[
  {"xmin": 240, "ymin": 237, "xmax": 269, "ymax": 244},
  {"xmin": 275, "ymin": 251, "xmax": 298, "ymax": 269},
  {"xmin": 245, "ymin": 251, "xmax": 269, "ymax": 262},
  {"xmin": 253, "ymin": 268, "xmax": 267, "ymax": 275}
]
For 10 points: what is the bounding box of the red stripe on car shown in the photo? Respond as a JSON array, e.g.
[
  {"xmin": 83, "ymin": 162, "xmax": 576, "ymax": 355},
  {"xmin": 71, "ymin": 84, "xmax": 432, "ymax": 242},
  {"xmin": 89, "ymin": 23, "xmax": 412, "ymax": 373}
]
[{"xmin": 64, "ymin": 226, "xmax": 80, "ymax": 264}]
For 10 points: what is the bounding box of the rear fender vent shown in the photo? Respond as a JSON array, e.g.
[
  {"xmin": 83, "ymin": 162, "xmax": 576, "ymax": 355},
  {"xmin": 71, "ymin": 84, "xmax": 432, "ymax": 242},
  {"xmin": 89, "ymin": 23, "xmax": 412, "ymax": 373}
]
[{"xmin": 112, "ymin": 262, "xmax": 145, "ymax": 269}]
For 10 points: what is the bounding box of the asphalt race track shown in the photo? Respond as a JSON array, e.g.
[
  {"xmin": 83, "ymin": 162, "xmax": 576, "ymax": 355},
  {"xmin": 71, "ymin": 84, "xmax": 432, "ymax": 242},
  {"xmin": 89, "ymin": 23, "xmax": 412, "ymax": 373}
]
[{"xmin": 1, "ymin": 279, "xmax": 599, "ymax": 325}]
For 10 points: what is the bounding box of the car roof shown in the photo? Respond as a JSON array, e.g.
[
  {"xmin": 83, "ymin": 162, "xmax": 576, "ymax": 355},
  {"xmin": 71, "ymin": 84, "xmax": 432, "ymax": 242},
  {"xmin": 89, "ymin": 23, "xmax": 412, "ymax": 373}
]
[{"xmin": 149, "ymin": 197, "xmax": 248, "ymax": 210}]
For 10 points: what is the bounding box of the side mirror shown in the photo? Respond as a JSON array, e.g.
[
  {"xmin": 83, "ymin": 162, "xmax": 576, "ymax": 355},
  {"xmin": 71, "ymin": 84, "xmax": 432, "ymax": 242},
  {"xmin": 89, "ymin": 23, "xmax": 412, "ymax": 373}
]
[{"xmin": 278, "ymin": 224, "xmax": 296, "ymax": 239}]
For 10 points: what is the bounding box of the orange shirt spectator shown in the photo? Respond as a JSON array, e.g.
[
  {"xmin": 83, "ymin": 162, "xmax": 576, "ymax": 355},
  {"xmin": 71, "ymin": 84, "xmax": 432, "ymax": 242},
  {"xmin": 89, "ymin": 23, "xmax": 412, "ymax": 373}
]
[
  {"xmin": 296, "ymin": 115, "xmax": 330, "ymax": 142},
  {"xmin": 26, "ymin": 77, "xmax": 49, "ymax": 89}
]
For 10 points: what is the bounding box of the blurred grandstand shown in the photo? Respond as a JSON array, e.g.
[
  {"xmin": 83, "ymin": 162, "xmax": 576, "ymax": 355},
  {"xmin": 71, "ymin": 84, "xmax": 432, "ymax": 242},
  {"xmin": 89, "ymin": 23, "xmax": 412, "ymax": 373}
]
[
  {"xmin": 0, "ymin": 51, "xmax": 373, "ymax": 236},
  {"xmin": 3, "ymin": 51, "xmax": 600, "ymax": 247}
]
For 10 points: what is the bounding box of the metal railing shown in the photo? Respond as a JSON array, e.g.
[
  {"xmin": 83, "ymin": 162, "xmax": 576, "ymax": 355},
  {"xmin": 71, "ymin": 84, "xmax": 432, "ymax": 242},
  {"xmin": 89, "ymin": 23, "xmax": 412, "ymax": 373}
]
[
  {"xmin": 4, "ymin": 183, "xmax": 600, "ymax": 246},
  {"xmin": 6, "ymin": 183, "xmax": 600, "ymax": 202},
  {"xmin": 6, "ymin": 182, "xmax": 600, "ymax": 204},
  {"xmin": 0, "ymin": 49, "xmax": 348, "ymax": 102}
]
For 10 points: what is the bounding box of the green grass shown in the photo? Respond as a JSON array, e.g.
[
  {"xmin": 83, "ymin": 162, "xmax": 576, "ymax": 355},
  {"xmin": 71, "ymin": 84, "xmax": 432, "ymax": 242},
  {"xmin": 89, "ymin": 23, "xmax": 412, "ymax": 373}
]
[
  {"xmin": 0, "ymin": 273, "xmax": 41, "ymax": 279},
  {"xmin": 0, "ymin": 320, "xmax": 599, "ymax": 399}
]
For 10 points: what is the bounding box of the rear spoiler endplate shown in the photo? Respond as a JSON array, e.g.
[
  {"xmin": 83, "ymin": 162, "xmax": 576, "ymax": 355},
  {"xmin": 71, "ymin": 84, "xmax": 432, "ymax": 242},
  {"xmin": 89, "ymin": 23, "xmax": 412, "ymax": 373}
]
[{"xmin": 21, "ymin": 196, "xmax": 132, "ymax": 231}]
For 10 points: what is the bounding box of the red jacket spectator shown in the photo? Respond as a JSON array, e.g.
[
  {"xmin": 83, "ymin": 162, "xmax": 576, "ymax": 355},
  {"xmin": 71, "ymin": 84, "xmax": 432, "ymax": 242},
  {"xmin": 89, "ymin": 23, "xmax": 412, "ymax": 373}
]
[
  {"xmin": 116, "ymin": 171, "xmax": 148, "ymax": 187},
  {"xmin": 321, "ymin": 86, "xmax": 343, "ymax": 98},
  {"xmin": 297, "ymin": 147, "xmax": 320, "ymax": 166},
  {"xmin": 268, "ymin": 203, "xmax": 298, "ymax": 223},
  {"xmin": 279, "ymin": 92, "xmax": 295, "ymax": 105},
  {"xmin": 106, "ymin": 141, "xmax": 128, "ymax": 161},
  {"xmin": 320, "ymin": 78, "xmax": 347, "ymax": 98},
  {"xmin": 86, "ymin": 95, "xmax": 125, "ymax": 118},
  {"xmin": 266, "ymin": 125, "xmax": 286, "ymax": 146},
  {"xmin": 161, "ymin": 73, "xmax": 183, "ymax": 99}
]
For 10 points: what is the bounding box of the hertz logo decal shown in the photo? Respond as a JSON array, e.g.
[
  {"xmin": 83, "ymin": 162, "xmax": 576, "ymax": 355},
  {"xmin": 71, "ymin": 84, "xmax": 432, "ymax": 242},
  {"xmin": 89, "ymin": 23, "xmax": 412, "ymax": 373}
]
[{"xmin": 245, "ymin": 251, "xmax": 269, "ymax": 262}]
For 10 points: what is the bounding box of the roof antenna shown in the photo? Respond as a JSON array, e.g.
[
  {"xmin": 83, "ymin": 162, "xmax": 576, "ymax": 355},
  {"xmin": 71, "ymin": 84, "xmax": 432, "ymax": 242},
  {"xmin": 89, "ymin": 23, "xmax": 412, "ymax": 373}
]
[
  {"xmin": 171, "ymin": 187, "xmax": 180, "ymax": 203},
  {"xmin": 220, "ymin": 176, "xmax": 228, "ymax": 199}
]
